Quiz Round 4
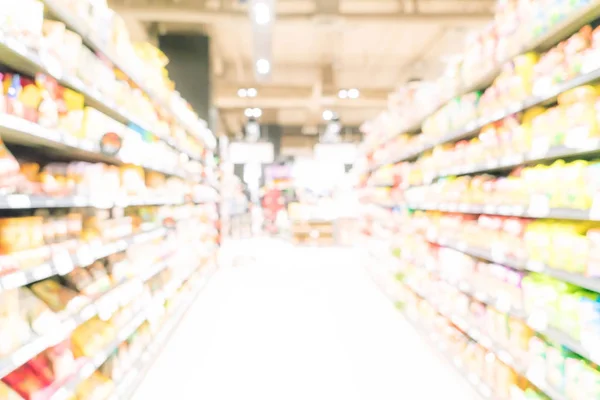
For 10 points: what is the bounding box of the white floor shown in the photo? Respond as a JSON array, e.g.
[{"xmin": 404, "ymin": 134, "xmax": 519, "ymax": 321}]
[{"xmin": 132, "ymin": 238, "xmax": 477, "ymax": 400}]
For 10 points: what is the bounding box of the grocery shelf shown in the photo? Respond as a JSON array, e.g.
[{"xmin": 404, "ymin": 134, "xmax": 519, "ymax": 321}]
[
  {"xmin": 401, "ymin": 281, "xmax": 565, "ymax": 400},
  {"xmin": 0, "ymin": 7, "xmax": 220, "ymax": 398},
  {"xmin": 112, "ymin": 270, "xmax": 213, "ymax": 400},
  {"xmin": 0, "ymin": 113, "xmax": 188, "ymax": 179},
  {"xmin": 0, "ymin": 34, "xmax": 201, "ymax": 161},
  {"xmin": 398, "ymin": 66, "xmax": 600, "ymax": 168},
  {"xmin": 40, "ymin": 0, "xmax": 215, "ymax": 150},
  {"xmin": 405, "ymin": 201, "xmax": 600, "ymax": 222},
  {"xmin": 372, "ymin": 202, "xmax": 396, "ymax": 210},
  {"xmin": 416, "ymin": 239, "xmax": 600, "ymax": 367},
  {"xmin": 0, "ymin": 227, "xmax": 167, "ymax": 293},
  {"xmin": 0, "ymin": 249, "xmax": 174, "ymax": 380},
  {"xmin": 360, "ymin": 3, "xmax": 600, "ymax": 400},
  {"xmin": 368, "ymin": 262, "xmax": 492, "ymax": 399},
  {"xmin": 427, "ymin": 233, "xmax": 600, "ymax": 296},
  {"xmin": 433, "ymin": 140, "xmax": 600, "ymax": 180},
  {"xmin": 372, "ymin": 182, "xmax": 395, "ymax": 188},
  {"xmin": 49, "ymin": 307, "xmax": 149, "ymax": 400},
  {"xmin": 399, "ymin": 306, "xmax": 491, "ymax": 400},
  {"xmin": 365, "ymin": 0, "xmax": 600, "ymax": 170},
  {"xmin": 525, "ymin": 371, "xmax": 568, "ymax": 400},
  {"xmin": 51, "ymin": 263, "xmax": 211, "ymax": 400},
  {"xmin": 0, "ymin": 193, "xmax": 186, "ymax": 211}
]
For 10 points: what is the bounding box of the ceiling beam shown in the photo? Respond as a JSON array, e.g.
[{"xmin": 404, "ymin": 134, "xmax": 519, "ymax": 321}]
[
  {"xmin": 214, "ymin": 96, "xmax": 387, "ymax": 109},
  {"xmin": 113, "ymin": 7, "xmax": 493, "ymax": 25},
  {"xmin": 214, "ymin": 82, "xmax": 390, "ymax": 100}
]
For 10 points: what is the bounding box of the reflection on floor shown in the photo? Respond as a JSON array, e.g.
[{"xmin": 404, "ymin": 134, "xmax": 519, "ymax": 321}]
[{"xmin": 132, "ymin": 238, "xmax": 478, "ymax": 400}]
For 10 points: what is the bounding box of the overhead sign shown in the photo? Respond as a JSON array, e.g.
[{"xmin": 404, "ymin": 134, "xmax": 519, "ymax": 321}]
[
  {"xmin": 314, "ymin": 143, "xmax": 357, "ymax": 164},
  {"xmin": 229, "ymin": 141, "xmax": 274, "ymax": 164}
]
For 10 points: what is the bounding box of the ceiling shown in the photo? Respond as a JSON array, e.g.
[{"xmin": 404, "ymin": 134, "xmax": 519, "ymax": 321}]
[{"xmin": 109, "ymin": 0, "xmax": 494, "ymax": 139}]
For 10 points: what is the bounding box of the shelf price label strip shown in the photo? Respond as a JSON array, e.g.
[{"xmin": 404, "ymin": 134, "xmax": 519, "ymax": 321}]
[
  {"xmin": 0, "ymin": 193, "xmax": 186, "ymax": 211},
  {"xmin": 427, "ymin": 235, "xmax": 600, "ymax": 297},
  {"xmin": 0, "ymin": 227, "xmax": 168, "ymax": 294},
  {"xmin": 0, "ymin": 113, "xmax": 190, "ymax": 180},
  {"xmin": 405, "ymin": 201, "xmax": 599, "ymax": 222}
]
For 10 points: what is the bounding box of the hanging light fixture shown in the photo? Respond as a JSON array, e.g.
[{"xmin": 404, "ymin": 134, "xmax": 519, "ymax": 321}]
[
  {"xmin": 321, "ymin": 112, "xmax": 341, "ymax": 144},
  {"xmin": 253, "ymin": 1, "xmax": 272, "ymax": 25},
  {"xmin": 250, "ymin": 0, "xmax": 274, "ymax": 81}
]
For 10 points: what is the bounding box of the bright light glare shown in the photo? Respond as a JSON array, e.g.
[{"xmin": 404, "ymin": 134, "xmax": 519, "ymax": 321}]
[
  {"xmin": 245, "ymin": 108, "xmax": 262, "ymax": 118},
  {"xmin": 348, "ymin": 88, "xmax": 360, "ymax": 99},
  {"xmin": 237, "ymin": 88, "xmax": 247, "ymax": 97},
  {"xmin": 322, "ymin": 110, "xmax": 333, "ymax": 121},
  {"xmin": 338, "ymin": 89, "xmax": 348, "ymax": 99},
  {"xmin": 253, "ymin": 2, "xmax": 271, "ymax": 25},
  {"xmin": 247, "ymin": 88, "xmax": 258, "ymax": 97},
  {"xmin": 256, "ymin": 58, "xmax": 270, "ymax": 75}
]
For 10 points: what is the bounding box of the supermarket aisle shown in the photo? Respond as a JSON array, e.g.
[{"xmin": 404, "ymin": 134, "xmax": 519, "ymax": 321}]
[{"xmin": 132, "ymin": 238, "xmax": 477, "ymax": 400}]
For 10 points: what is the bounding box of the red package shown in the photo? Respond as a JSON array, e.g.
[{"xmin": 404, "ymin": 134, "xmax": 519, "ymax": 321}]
[
  {"xmin": 3, "ymin": 365, "xmax": 47, "ymax": 400},
  {"xmin": 45, "ymin": 341, "xmax": 75, "ymax": 381},
  {"xmin": 27, "ymin": 353, "xmax": 54, "ymax": 386}
]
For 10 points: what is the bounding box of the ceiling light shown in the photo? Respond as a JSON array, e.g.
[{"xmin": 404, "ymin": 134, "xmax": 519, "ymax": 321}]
[
  {"xmin": 348, "ymin": 88, "xmax": 360, "ymax": 99},
  {"xmin": 244, "ymin": 108, "xmax": 253, "ymax": 117},
  {"xmin": 252, "ymin": 108, "xmax": 263, "ymax": 118},
  {"xmin": 338, "ymin": 89, "xmax": 348, "ymax": 99},
  {"xmin": 322, "ymin": 110, "xmax": 333, "ymax": 121},
  {"xmin": 253, "ymin": 2, "xmax": 271, "ymax": 25},
  {"xmin": 247, "ymin": 88, "xmax": 258, "ymax": 97},
  {"xmin": 256, "ymin": 58, "xmax": 270, "ymax": 75},
  {"xmin": 237, "ymin": 88, "xmax": 247, "ymax": 98}
]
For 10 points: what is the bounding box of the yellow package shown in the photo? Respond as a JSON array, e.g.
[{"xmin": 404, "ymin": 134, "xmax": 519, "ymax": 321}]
[
  {"xmin": 71, "ymin": 318, "xmax": 115, "ymax": 357},
  {"xmin": 120, "ymin": 165, "xmax": 146, "ymax": 196},
  {"xmin": 512, "ymin": 52, "xmax": 539, "ymax": 99},
  {"xmin": 563, "ymin": 100, "xmax": 599, "ymax": 146},
  {"xmin": 63, "ymin": 88, "xmax": 85, "ymax": 111},
  {"xmin": 524, "ymin": 221, "xmax": 553, "ymax": 263},
  {"xmin": 76, "ymin": 372, "xmax": 115, "ymax": 400},
  {"xmin": 521, "ymin": 164, "xmax": 550, "ymax": 197},
  {"xmin": 558, "ymin": 85, "xmax": 599, "ymax": 105},
  {"xmin": 29, "ymin": 280, "xmax": 81, "ymax": 313},
  {"xmin": 134, "ymin": 42, "xmax": 169, "ymax": 67},
  {"xmin": 0, "ymin": 381, "xmax": 24, "ymax": 399},
  {"xmin": 551, "ymin": 225, "xmax": 589, "ymax": 272},
  {"xmin": 58, "ymin": 110, "xmax": 84, "ymax": 138},
  {"xmin": 551, "ymin": 160, "xmax": 590, "ymax": 209},
  {"xmin": 549, "ymin": 221, "xmax": 596, "ymax": 272},
  {"xmin": 516, "ymin": 106, "xmax": 545, "ymax": 152}
]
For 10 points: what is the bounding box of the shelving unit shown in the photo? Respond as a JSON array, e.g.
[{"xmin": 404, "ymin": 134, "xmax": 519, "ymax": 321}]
[
  {"xmin": 360, "ymin": 1, "xmax": 600, "ymax": 399},
  {"xmin": 0, "ymin": 2, "xmax": 219, "ymax": 399},
  {"xmin": 39, "ymin": 0, "xmax": 214, "ymax": 149},
  {"xmin": 50, "ymin": 264, "xmax": 214, "ymax": 400},
  {"xmin": 366, "ymin": 0, "xmax": 600, "ymax": 158}
]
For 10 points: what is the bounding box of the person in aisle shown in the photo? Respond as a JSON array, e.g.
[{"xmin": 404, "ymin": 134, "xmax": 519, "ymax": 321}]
[{"xmin": 261, "ymin": 184, "xmax": 285, "ymax": 235}]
